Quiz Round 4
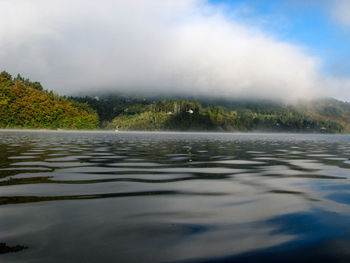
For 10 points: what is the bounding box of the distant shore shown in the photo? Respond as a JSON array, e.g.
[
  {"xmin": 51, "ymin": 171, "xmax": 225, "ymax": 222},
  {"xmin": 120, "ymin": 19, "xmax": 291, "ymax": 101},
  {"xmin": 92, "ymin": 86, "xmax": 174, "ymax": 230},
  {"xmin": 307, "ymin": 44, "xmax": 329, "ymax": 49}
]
[{"xmin": 0, "ymin": 128, "xmax": 349, "ymax": 135}]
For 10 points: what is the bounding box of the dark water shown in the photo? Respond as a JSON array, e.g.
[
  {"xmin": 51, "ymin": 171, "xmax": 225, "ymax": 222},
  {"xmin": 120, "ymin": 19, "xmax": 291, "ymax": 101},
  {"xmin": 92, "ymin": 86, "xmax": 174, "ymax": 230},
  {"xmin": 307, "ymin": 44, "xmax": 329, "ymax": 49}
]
[{"xmin": 1, "ymin": 131, "xmax": 350, "ymax": 263}]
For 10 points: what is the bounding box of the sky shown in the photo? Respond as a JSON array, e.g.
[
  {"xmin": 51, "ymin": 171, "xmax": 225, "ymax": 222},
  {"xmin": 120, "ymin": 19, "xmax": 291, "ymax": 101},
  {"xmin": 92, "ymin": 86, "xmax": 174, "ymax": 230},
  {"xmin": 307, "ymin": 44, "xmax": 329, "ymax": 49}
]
[{"xmin": 1, "ymin": 0, "xmax": 350, "ymax": 101}]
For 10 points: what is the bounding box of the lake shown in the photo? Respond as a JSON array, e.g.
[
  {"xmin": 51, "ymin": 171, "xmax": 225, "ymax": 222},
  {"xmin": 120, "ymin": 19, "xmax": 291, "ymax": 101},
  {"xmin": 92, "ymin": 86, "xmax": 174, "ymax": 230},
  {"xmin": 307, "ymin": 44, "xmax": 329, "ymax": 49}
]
[{"xmin": 1, "ymin": 130, "xmax": 350, "ymax": 262}]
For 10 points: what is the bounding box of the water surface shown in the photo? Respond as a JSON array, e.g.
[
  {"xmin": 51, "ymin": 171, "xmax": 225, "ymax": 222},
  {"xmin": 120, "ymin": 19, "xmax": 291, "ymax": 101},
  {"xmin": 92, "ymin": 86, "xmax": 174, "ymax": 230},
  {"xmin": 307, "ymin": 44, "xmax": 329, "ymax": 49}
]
[{"xmin": 1, "ymin": 131, "xmax": 350, "ymax": 262}]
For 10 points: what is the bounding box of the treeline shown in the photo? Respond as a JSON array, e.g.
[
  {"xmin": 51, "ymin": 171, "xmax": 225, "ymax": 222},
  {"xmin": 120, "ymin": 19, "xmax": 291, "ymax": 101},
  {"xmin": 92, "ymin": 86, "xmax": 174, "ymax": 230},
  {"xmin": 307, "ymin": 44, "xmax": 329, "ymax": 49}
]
[
  {"xmin": 95, "ymin": 98, "xmax": 347, "ymax": 133},
  {"xmin": 0, "ymin": 71, "xmax": 99, "ymax": 129},
  {"xmin": 1, "ymin": 70, "xmax": 349, "ymax": 133},
  {"xmin": 0, "ymin": 71, "xmax": 44, "ymax": 91},
  {"xmin": 70, "ymin": 95, "xmax": 151, "ymax": 125}
]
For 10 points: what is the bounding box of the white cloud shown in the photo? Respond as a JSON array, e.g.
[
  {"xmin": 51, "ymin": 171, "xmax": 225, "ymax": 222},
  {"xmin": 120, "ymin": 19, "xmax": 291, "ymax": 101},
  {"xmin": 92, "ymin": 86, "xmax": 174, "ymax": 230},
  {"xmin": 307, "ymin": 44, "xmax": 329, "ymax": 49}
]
[
  {"xmin": 332, "ymin": 0, "xmax": 350, "ymax": 27},
  {"xmin": 0, "ymin": 0, "xmax": 348, "ymax": 100}
]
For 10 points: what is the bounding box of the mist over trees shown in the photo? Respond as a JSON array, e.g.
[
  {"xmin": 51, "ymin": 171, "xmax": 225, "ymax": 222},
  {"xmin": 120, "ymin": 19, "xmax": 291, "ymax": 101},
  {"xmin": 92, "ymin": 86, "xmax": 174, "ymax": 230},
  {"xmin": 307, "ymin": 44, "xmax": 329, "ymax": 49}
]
[
  {"xmin": 72, "ymin": 95, "xmax": 350, "ymax": 133},
  {"xmin": 1, "ymin": 70, "xmax": 349, "ymax": 133}
]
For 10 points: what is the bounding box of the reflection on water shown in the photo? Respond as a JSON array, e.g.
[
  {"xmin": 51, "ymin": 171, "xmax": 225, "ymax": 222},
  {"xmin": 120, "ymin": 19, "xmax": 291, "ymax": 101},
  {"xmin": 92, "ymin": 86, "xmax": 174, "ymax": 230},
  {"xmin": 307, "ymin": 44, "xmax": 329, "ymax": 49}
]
[
  {"xmin": 0, "ymin": 131, "xmax": 350, "ymax": 262},
  {"xmin": 0, "ymin": 243, "xmax": 28, "ymax": 254}
]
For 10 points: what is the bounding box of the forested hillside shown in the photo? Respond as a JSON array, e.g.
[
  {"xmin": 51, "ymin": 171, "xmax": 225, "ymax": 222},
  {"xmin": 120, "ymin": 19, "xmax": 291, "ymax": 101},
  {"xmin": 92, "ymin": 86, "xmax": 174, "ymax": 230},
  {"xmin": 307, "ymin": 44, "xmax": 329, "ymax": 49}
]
[
  {"xmin": 1, "ymin": 70, "xmax": 349, "ymax": 133},
  {"xmin": 72, "ymin": 95, "xmax": 350, "ymax": 133},
  {"xmin": 0, "ymin": 71, "xmax": 99, "ymax": 129}
]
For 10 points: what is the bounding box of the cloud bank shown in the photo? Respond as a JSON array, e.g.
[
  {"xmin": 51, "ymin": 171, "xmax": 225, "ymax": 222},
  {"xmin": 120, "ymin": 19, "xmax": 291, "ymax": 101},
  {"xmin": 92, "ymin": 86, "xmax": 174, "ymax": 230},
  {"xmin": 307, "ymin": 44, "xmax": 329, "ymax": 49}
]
[{"xmin": 0, "ymin": 0, "xmax": 348, "ymax": 100}]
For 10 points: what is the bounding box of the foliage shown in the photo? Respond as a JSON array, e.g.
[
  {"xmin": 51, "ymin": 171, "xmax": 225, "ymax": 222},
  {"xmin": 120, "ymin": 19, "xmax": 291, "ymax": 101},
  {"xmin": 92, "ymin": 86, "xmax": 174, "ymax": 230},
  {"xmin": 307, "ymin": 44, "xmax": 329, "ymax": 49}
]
[
  {"xmin": 0, "ymin": 71, "xmax": 99, "ymax": 129},
  {"xmin": 4, "ymin": 69, "xmax": 346, "ymax": 133},
  {"xmin": 102, "ymin": 98, "xmax": 347, "ymax": 133},
  {"xmin": 69, "ymin": 95, "xmax": 151, "ymax": 123}
]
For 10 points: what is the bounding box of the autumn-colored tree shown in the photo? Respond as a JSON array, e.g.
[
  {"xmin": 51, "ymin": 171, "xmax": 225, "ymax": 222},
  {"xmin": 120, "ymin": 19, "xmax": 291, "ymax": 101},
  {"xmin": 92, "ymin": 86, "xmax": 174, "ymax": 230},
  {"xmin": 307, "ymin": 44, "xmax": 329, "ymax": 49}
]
[{"xmin": 0, "ymin": 71, "xmax": 99, "ymax": 129}]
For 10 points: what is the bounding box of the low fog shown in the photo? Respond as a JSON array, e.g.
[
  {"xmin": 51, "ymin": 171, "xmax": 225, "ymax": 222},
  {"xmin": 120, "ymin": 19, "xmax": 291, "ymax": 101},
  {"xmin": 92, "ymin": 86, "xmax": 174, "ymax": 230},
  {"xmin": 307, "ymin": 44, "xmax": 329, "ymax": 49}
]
[{"xmin": 0, "ymin": 0, "xmax": 349, "ymax": 101}]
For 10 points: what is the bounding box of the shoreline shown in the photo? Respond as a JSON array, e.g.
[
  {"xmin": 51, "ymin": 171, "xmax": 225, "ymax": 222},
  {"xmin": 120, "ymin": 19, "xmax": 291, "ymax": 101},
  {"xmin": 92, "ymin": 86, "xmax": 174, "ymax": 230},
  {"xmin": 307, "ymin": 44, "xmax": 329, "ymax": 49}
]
[{"xmin": 0, "ymin": 128, "xmax": 349, "ymax": 135}]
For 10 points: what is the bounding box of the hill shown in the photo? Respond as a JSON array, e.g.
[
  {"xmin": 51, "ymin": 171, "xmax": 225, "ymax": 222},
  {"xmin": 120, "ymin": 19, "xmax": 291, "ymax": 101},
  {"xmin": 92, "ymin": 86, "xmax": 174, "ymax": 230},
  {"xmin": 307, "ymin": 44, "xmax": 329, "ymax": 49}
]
[
  {"xmin": 0, "ymin": 71, "xmax": 99, "ymax": 129},
  {"xmin": 1, "ymin": 70, "xmax": 348, "ymax": 133},
  {"xmin": 72, "ymin": 95, "xmax": 350, "ymax": 133}
]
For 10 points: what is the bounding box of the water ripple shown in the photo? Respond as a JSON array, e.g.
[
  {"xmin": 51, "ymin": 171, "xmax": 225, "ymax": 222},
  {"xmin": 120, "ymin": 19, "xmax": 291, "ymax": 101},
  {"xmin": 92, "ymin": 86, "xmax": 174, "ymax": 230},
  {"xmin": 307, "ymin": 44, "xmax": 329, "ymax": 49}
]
[{"xmin": 1, "ymin": 131, "xmax": 350, "ymax": 263}]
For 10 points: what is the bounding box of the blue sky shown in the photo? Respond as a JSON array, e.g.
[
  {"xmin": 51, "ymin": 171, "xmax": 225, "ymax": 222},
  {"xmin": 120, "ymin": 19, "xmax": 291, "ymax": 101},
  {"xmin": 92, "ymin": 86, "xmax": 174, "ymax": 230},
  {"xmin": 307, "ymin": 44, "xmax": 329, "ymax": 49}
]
[{"xmin": 209, "ymin": 0, "xmax": 350, "ymax": 77}]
